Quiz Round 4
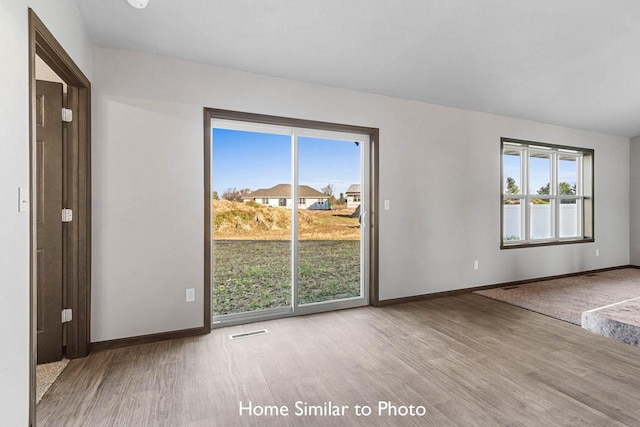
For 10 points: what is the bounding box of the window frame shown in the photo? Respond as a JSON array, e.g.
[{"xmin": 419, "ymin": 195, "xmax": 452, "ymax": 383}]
[{"xmin": 500, "ymin": 137, "xmax": 594, "ymax": 249}]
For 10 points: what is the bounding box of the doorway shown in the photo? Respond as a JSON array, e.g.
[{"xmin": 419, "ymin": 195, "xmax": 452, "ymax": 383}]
[
  {"xmin": 204, "ymin": 109, "xmax": 378, "ymax": 327},
  {"xmin": 29, "ymin": 8, "xmax": 92, "ymax": 422}
]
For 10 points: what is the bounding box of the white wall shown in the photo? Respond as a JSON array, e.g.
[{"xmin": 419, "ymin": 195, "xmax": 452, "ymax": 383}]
[
  {"xmin": 630, "ymin": 136, "xmax": 640, "ymax": 264},
  {"xmin": 0, "ymin": 0, "xmax": 91, "ymax": 423},
  {"xmin": 92, "ymin": 46, "xmax": 630, "ymax": 342}
]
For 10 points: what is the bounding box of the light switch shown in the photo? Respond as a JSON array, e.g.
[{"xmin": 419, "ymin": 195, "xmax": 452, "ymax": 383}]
[
  {"xmin": 18, "ymin": 187, "xmax": 29, "ymax": 213},
  {"xmin": 384, "ymin": 200, "xmax": 390, "ymax": 210}
]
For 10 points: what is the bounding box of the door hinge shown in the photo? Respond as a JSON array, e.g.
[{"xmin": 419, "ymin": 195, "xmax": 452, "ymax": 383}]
[
  {"xmin": 62, "ymin": 108, "xmax": 73, "ymax": 122},
  {"xmin": 61, "ymin": 308, "xmax": 72, "ymax": 323},
  {"xmin": 62, "ymin": 208, "xmax": 73, "ymax": 223}
]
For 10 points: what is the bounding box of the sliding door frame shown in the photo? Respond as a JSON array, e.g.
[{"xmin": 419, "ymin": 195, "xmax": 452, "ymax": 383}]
[
  {"xmin": 293, "ymin": 128, "xmax": 370, "ymax": 316},
  {"xmin": 203, "ymin": 108, "xmax": 380, "ymax": 327}
]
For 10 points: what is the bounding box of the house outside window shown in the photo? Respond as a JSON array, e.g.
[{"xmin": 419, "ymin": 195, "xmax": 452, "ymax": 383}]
[{"xmin": 501, "ymin": 138, "xmax": 593, "ymax": 248}]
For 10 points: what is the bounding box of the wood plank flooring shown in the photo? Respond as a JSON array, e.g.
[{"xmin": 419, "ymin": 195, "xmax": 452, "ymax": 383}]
[{"xmin": 37, "ymin": 294, "xmax": 640, "ymax": 426}]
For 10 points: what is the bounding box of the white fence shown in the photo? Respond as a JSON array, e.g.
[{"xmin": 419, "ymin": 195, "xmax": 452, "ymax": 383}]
[{"xmin": 504, "ymin": 204, "xmax": 578, "ymax": 240}]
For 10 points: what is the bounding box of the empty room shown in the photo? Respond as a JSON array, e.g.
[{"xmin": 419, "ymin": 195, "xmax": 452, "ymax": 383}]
[{"xmin": 3, "ymin": 0, "xmax": 640, "ymax": 425}]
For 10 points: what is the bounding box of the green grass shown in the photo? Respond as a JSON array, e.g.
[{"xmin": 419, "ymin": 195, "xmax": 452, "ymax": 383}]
[{"xmin": 212, "ymin": 240, "xmax": 360, "ymax": 315}]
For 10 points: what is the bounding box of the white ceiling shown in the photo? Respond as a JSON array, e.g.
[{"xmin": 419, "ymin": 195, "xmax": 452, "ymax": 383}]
[{"xmin": 77, "ymin": 0, "xmax": 640, "ymax": 137}]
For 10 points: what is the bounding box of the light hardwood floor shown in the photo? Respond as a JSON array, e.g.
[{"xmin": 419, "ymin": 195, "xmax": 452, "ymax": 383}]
[{"xmin": 37, "ymin": 294, "xmax": 640, "ymax": 426}]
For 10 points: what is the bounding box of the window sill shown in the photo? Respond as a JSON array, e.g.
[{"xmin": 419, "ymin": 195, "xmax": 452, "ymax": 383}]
[{"xmin": 501, "ymin": 237, "xmax": 594, "ymax": 250}]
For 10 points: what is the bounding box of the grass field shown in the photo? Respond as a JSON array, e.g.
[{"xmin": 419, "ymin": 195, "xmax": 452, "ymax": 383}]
[
  {"xmin": 213, "ymin": 240, "xmax": 361, "ymax": 315},
  {"xmin": 212, "ymin": 200, "xmax": 362, "ymax": 315}
]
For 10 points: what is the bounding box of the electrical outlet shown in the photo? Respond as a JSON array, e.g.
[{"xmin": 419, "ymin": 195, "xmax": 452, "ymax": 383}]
[
  {"xmin": 473, "ymin": 260, "xmax": 479, "ymax": 270},
  {"xmin": 186, "ymin": 288, "xmax": 195, "ymax": 302}
]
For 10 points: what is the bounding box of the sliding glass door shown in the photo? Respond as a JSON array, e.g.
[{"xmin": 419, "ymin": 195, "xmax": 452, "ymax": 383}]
[
  {"xmin": 210, "ymin": 120, "xmax": 369, "ymax": 326},
  {"xmin": 296, "ymin": 133, "xmax": 367, "ymax": 310},
  {"xmin": 211, "ymin": 127, "xmax": 292, "ymax": 319}
]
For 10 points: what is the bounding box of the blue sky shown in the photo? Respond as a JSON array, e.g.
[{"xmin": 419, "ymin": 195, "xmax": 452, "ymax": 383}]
[
  {"xmin": 212, "ymin": 129, "xmax": 361, "ymax": 197},
  {"xmin": 503, "ymin": 153, "xmax": 576, "ymax": 194}
]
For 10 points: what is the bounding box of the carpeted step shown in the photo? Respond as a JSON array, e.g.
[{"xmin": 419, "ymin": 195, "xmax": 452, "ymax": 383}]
[{"xmin": 581, "ymin": 297, "xmax": 640, "ymax": 347}]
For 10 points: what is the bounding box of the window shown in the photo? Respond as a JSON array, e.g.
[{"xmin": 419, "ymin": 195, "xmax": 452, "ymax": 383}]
[
  {"xmin": 501, "ymin": 138, "xmax": 593, "ymax": 248},
  {"xmin": 354, "ymin": 195, "xmax": 361, "ymax": 202},
  {"xmin": 299, "ymin": 198, "xmax": 306, "ymax": 205},
  {"xmin": 262, "ymin": 198, "xmax": 269, "ymax": 204},
  {"xmin": 279, "ymin": 198, "xmax": 287, "ymax": 207}
]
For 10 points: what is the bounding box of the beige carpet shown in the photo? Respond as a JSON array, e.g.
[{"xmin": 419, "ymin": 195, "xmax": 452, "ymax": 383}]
[
  {"xmin": 474, "ymin": 268, "xmax": 640, "ymax": 325},
  {"xmin": 36, "ymin": 358, "xmax": 69, "ymax": 404}
]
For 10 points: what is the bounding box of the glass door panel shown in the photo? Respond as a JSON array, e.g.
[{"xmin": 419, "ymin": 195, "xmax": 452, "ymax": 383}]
[
  {"xmin": 297, "ymin": 136, "xmax": 362, "ymax": 305},
  {"xmin": 210, "ymin": 119, "xmax": 370, "ymax": 326},
  {"xmin": 212, "ymin": 128, "xmax": 292, "ymax": 316}
]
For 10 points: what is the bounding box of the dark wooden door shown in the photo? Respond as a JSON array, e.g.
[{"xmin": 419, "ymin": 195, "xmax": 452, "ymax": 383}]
[{"xmin": 36, "ymin": 80, "xmax": 64, "ymax": 364}]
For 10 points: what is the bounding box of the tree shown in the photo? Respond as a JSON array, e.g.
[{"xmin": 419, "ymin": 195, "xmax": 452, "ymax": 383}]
[
  {"xmin": 213, "ymin": 191, "xmax": 219, "ymax": 200},
  {"xmin": 321, "ymin": 183, "xmax": 334, "ymax": 198},
  {"xmin": 559, "ymin": 181, "xmax": 577, "ymax": 204},
  {"xmin": 533, "ymin": 181, "xmax": 576, "ymax": 204},
  {"xmin": 532, "ymin": 182, "xmax": 551, "ymax": 204},
  {"xmin": 505, "ymin": 177, "xmax": 520, "ymax": 194},
  {"xmin": 537, "ymin": 183, "xmax": 550, "ymax": 195},
  {"xmin": 222, "ymin": 187, "xmax": 251, "ymax": 202},
  {"xmin": 504, "ymin": 177, "xmax": 520, "ymax": 204},
  {"xmin": 536, "ymin": 182, "xmax": 575, "ymax": 196},
  {"xmin": 338, "ymin": 192, "xmax": 346, "ymax": 204},
  {"xmin": 320, "ymin": 184, "xmax": 337, "ymax": 207},
  {"xmin": 559, "ymin": 182, "xmax": 576, "ymax": 195}
]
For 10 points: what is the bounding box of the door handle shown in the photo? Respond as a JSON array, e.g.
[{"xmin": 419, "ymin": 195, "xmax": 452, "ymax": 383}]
[{"xmin": 359, "ymin": 211, "xmax": 367, "ymax": 228}]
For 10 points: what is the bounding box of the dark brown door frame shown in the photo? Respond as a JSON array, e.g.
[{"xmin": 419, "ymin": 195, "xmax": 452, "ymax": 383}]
[
  {"xmin": 203, "ymin": 108, "xmax": 380, "ymax": 325},
  {"xmin": 28, "ymin": 8, "xmax": 91, "ymax": 424}
]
